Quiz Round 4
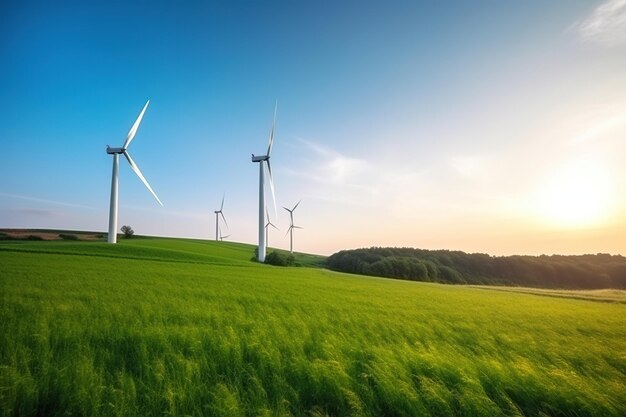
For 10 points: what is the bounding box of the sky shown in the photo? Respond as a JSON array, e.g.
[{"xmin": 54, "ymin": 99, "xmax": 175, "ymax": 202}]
[{"xmin": 1, "ymin": 0, "xmax": 626, "ymax": 256}]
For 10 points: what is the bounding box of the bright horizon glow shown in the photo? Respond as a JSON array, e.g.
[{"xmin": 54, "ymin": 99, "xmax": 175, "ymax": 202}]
[
  {"xmin": 533, "ymin": 158, "xmax": 613, "ymax": 228},
  {"xmin": 1, "ymin": 1, "xmax": 626, "ymax": 257}
]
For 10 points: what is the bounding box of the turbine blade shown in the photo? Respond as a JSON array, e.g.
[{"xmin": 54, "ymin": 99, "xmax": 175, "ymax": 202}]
[
  {"xmin": 293, "ymin": 226, "xmax": 303, "ymax": 229},
  {"xmin": 283, "ymin": 206, "xmax": 291, "ymax": 213},
  {"xmin": 293, "ymin": 200, "xmax": 301, "ymax": 211},
  {"xmin": 220, "ymin": 212, "xmax": 229, "ymax": 229},
  {"xmin": 123, "ymin": 151, "xmax": 163, "ymax": 206},
  {"xmin": 267, "ymin": 101, "xmax": 277, "ymax": 156},
  {"xmin": 123, "ymin": 100, "xmax": 150, "ymax": 149},
  {"xmin": 270, "ymin": 222, "xmax": 279, "ymax": 230},
  {"xmin": 220, "ymin": 193, "xmax": 225, "ymax": 211},
  {"xmin": 285, "ymin": 226, "xmax": 292, "ymax": 237},
  {"xmin": 266, "ymin": 160, "xmax": 277, "ymax": 218}
]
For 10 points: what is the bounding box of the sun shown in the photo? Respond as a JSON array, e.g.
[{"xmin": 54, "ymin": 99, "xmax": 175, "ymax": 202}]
[{"xmin": 534, "ymin": 158, "xmax": 612, "ymax": 228}]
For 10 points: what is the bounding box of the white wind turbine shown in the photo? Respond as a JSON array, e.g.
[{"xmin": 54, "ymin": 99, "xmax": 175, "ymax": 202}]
[
  {"xmin": 283, "ymin": 200, "xmax": 302, "ymax": 254},
  {"xmin": 264, "ymin": 207, "xmax": 279, "ymax": 248},
  {"xmin": 106, "ymin": 100, "xmax": 162, "ymax": 244},
  {"xmin": 251, "ymin": 103, "xmax": 277, "ymax": 262},
  {"xmin": 214, "ymin": 194, "xmax": 228, "ymax": 241}
]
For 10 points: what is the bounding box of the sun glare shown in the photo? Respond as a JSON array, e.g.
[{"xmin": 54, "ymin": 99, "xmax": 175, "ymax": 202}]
[{"xmin": 534, "ymin": 158, "xmax": 612, "ymax": 228}]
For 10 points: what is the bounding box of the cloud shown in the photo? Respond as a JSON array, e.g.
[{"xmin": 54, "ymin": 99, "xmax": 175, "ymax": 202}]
[
  {"xmin": 571, "ymin": 113, "xmax": 626, "ymax": 144},
  {"xmin": 293, "ymin": 138, "xmax": 368, "ymax": 187},
  {"xmin": 448, "ymin": 155, "xmax": 488, "ymax": 179},
  {"xmin": 0, "ymin": 192, "xmax": 97, "ymax": 210},
  {"xmin": 3, "ymin": 208, "xmax": 64, "ymax": 217},
  {"xmin": 574, "ymin": 0, "xmax": 626, "ymax": 46}
]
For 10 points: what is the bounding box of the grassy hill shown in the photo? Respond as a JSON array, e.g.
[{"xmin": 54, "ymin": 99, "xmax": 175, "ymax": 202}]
[{"xmin": 1, "ymin": 237, "xmax": 625, "ymax": 416}]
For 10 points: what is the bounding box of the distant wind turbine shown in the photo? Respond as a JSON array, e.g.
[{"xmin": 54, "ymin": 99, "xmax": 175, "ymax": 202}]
[
  {"xmin": 214, "ymin": 194, "xmax": 228, "ymax": 241},
  {"xmin": 283, "ymin": 200, "xmax": 302, "ymax": 254},
  {"xmin": 251, "ymin": 102, "xmax": 277, "ymax": 262},
  {"xmin": 264, "ymin": 207, "xmax": 279, "ymax": 248},
  {"xmin": 106, "ymin": 100, "xmax": 162, "ymax": 244}
]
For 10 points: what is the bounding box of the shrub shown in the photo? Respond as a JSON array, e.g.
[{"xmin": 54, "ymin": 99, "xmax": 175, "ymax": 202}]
[
  {"xmin": 59, "ymin": 233, "xmax": 78, "ymax": 241},
  {"xmin": 120, "ymin": 225, "xmax": 134, "ymax": 238},
  {"xmin": 265, "ymin": 251, "xmax": 295, "ymax": 266}
]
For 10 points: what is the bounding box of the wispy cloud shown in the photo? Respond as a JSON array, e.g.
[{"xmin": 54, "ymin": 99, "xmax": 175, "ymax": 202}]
[
  {"xmin": 571, "ymin": 113, "xmax": 626, "ymax": 144},
  {"xmin": 448, "ymin": 155, "xmax": 489, "ymax": 179},
  {"xmin": 0, "ymin": 192, "xmax": 97, "ymax": 210},
  {"xmin": 2, "ymin": 208, "xmax": 65, "ymax": 217},
  {"xmin": 293, "ymin": 138, "xmax": 369, "ymax": 187},
  {"xmin": 574, "ymin": 0, "xmax": 626, "ymax": 46}
]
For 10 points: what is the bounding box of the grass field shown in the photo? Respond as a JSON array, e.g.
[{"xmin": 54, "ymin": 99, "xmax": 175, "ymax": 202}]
[
  {"xmin": 1, "ymin": 237, "xmax": 625, "ymax": 416},
  {"xmin": 469, "ymin": 285, "xmax": 626, "ymax": 303}
]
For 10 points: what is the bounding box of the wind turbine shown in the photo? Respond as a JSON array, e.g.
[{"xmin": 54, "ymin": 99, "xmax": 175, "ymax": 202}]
[
  {"xmin": 264, "ymin": 207, "xmax": 279, "ymax": 248},
  {"xmin": 283, "ymin": 200, "xmax": 302, "ymax": 254},
  {"xmin": 251, "ymin": 103, "xmax": 277, "ymax": 262},
  {"xmin": 106, "ymin": 100, "xmax": 162, "ymax": 244},
  {"xmin": 214, "ymin": 194, "xmax": 228, "ymax": 241}
]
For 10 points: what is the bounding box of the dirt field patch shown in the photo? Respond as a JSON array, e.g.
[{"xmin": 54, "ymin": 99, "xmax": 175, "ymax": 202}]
[{"xmin": 0, "ymin": 229, "xmax": 105, "ymax": 241}]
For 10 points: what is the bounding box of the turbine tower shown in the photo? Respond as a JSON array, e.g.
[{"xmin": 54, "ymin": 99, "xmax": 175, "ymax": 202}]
[
  {"xmin": 283, "ymin": 200, "xmax": 302, "ymax": 254},
  {"xmin": 106, "ymin": 100, "xmax": 163, "ymax": 244},
  {"xmin": 214, "ymin": 194, "xmax": 228, "ymax": 241},
  {"xmin": 264, "ymin": 207, "xmax": 279, "ymax": 248},
  {"xmin": 251, "ymin": 103, "xmax": 277, "ymax": 262}
]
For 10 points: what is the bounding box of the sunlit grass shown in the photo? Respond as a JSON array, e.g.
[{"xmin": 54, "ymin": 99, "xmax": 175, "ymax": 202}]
[
  {"xmin": 470, "ymin": 285, "xmax": 626, "ymax": 303},
  {"xmin": 1, "ymin": 238, "xmax": 625, "ymax": 416}
]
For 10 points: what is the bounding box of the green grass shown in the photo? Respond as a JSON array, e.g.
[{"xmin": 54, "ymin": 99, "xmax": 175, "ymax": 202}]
[
  {"xmin": 1, "ymin": 238, "xmax": 625, "ymax": 416},
  {"xmin": 469, "ymin": 285, "xmax": 626, "ymax": 303}
]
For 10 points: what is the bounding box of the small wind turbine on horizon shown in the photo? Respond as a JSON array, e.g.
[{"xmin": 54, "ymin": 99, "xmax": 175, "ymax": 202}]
[
  {"xmin": 106, "ymin": 100, "xmax": 163, "ymax": 244},
  {"xmin": 214, "ymin": 194, "xmax": 228, "ymax": 241},
  {"xmin": 283, "ymin": 200, "xmax": 302, "ymax": 254},
  {"xmin": 264, "ymin": 207, "xmax": 279, "ymax": 248},
  {"xmin": 251, "ymin": 102, "xmax": 277, "ymax": 262}
]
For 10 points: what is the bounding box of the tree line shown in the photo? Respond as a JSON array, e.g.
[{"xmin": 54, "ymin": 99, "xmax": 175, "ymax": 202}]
[{"xmin": 326, "ymin": 247, "xmax": 626, "ymax": 289}]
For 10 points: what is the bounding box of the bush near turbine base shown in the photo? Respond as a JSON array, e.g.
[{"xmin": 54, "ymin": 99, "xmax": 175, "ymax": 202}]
[{"xmin": 265, "ymin": 250, "xmax": 296, "ymax": 266}]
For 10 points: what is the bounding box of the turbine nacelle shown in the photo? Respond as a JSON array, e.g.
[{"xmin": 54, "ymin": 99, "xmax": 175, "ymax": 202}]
[
  {"xmin": 106, "ymin": 146, "xmax": 126, "ymax": 154},
  {"xmin": 251, "ymin": 154, "xmax": 269, "ymax": 163}
]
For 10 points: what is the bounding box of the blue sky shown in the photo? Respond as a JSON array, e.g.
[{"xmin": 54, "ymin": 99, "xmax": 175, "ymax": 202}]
[{"xmin": 2, "ymin": 0, "xmax": 626, "ymax": 255}]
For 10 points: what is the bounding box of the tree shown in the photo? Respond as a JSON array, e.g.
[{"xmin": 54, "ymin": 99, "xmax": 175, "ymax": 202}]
[
  {"xmin": 120, "ymin": 225, "xmax": 134, "ymax": 238},
  {"xmin": 326, "ymin": 247, "xmax": 626, "ymax": 289}
]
